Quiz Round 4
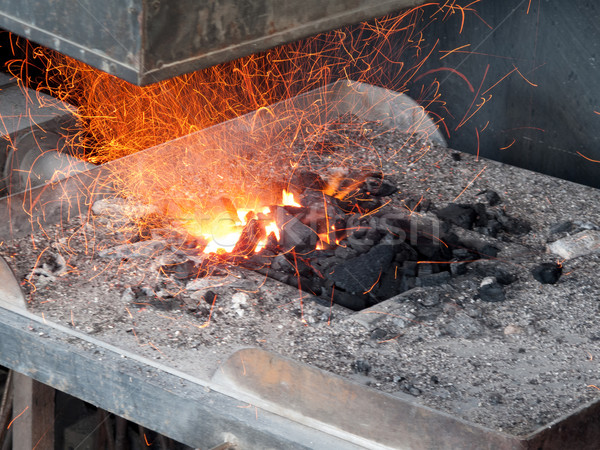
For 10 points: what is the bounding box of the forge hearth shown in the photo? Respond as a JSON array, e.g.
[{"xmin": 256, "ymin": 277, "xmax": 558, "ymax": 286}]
[{"xmin": 1, "ymin": 82, "xmax": 600, "ymax": 449}]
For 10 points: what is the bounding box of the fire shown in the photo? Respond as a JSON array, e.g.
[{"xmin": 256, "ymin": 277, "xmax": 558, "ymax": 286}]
[
  {"xmin": 181, "ymin": 189, "xmax": 300, "ymax": 255},
  {"xmin": 282, "ymin": 189, "xmax": 301, "ymax": 207},
  {"xmin": 2, "ymin": 2, "xmax": 483, "ymax": 262}
]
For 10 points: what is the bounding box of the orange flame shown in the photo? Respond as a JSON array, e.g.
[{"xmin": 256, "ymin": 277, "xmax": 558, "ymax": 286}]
[{"xmin": 3, "ymin": 3, "xmax": 481, "ymax": 258}]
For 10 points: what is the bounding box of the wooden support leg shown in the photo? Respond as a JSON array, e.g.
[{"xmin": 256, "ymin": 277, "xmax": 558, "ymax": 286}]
[{"xmin": 11, "ymin": 373, "xmax": 55, "ymax": 450}]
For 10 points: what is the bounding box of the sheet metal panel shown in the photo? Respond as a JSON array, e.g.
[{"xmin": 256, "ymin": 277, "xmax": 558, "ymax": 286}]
[{"xmin": 0, "ymin": 0, "xmax": 425, "ymax": 85}]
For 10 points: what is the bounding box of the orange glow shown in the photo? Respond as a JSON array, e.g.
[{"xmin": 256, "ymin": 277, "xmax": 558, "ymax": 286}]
[
  {"xmin": 4, "ymin": 3, "xmax": 483, "ymax": 262},
  {"xmin": 178, "ymin": 189, "xmax": 301, "ymax": 255},
  {"xmin": 282, "ymin": 189, "xmax": 301, "ymax": 207}
]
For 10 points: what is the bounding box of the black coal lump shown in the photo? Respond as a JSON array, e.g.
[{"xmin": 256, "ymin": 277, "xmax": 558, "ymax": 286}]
[
  {"xmin": 288, "ymin": 170, "xmax": 326, "ymax": 194},
  {"xmin": 435, "ymin": 204, "xmax": 479, "ymax": 229},
  {"xmin": 549, "ymin": 220, "xmax": 574, "ymax": 235},
  {"xmin": 161, "ymin": 260, "xmax": 202, "ymax": 280},
  {"xmin": 478, "ymin": 277, "xmax": 505, "ymax": 302},
  {"xmin": 327, "ymin": 244, "xmax": 395, "ymax": 295},
  {"xmin": 531, "ymin": 263, "xmax": 562, "ymax": 284},
  {"xmin": 496, "ymin": 210, "xmax": 532, "ymax": 235},
  {"xmin": 353, "ymin": 359, "xmax": 371, "ymax": 376},
  {"xmin": 477, "ymin": 189, "xmax": 502, "ymax": 206}
]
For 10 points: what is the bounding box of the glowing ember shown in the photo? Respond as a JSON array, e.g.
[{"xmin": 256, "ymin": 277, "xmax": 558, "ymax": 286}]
[
  {"xmin": 2, "ymin": 3, "xmax": 483, "ymax": 264},
  {"xmin": 180, "ymin": 190, "xmax": 300, "ymax": 255}
]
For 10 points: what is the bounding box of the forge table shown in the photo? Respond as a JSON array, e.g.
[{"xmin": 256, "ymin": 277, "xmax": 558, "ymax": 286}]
[
  {"xmin": 1, "ymin": 81, "xmax": 600, "ymax": 449},
  {"xmin": 0, "ymin": 300, "xmax": 370, "ymax": 449}
]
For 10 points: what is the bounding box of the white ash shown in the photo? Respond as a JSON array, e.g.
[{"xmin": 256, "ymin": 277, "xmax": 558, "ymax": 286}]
[{"xmin": 548, "ymin": 230, "xmax": 600, "ymax": 260}]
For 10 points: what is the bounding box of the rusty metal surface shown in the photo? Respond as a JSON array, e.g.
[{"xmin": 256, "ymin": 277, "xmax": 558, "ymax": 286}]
[{"xmin": 0, "ymin": 0, "xmax": 425, "ymax": 85}]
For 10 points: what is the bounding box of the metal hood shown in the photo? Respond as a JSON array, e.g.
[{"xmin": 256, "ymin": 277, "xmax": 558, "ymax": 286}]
[{"xmin": 0, "ymin": 0, "xmax": 425, "ymax": 85}]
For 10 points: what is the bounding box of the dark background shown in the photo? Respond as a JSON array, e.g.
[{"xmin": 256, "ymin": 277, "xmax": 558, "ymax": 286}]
[{"xmin": 400, "ymin": 0, "xmax": 600, "ymax": 187}]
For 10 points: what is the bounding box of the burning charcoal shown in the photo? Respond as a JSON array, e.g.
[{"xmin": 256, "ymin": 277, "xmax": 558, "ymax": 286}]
[
  {"xmin": 232, "ymin": 218, "xmax": 266, "ymax": 257},
  {"xmin": 478, "ymin": 277, "xmax": 506, "ymax": 302},
  {"xmin": 219, "ymin": 197, "xmax": 239, "ymax": 223},
  {"xmin": 275, "ymin": 207, "xmax": 318, "ymax": 253},
  {"xmin": 327, "ymin": 244, "xmax": 395, "ymax": 297},
  {"xmin": 352, "ymin": 359, "xmax": 371, "ymax": 376},
  {"xmin": 263, "ymin": 231, "xmax": 279, "ymax": 254},
  {"xmin": 531, "ymin": 263, "xmax": 562, "ymax": 284},
  {"xmin": 298, "ymin": 196, "xmax": 345, "ymax": 236}
]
